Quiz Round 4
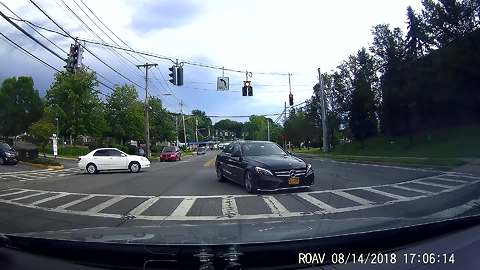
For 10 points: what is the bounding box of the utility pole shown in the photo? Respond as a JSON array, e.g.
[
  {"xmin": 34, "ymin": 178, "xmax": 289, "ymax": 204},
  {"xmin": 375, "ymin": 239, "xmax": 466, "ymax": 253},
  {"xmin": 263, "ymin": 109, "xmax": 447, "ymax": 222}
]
[
  {"xmin": 195, "ymin": 118, "xmax": 199, "ymax": 143},
  {"xmin": 180, "ymin": 101, "xmax": 187, "ymax": 148},
  {"xmin": 284, "ymin": 101, "xmax": 287, "ymax": 149},
  {"xmin": 267, "ymin": 118, "xmax": 270, "ymax": 141},
  {"xmin": 175, "ymin": 115, "xmax": 179, "ymax": 147},
  {"xmin": 317, "ymin": 68, "xmax": 328, "ymax": 153},
  {"xmin": 136, "ymin": 63, "xmax": 158, "ymax": 157}
]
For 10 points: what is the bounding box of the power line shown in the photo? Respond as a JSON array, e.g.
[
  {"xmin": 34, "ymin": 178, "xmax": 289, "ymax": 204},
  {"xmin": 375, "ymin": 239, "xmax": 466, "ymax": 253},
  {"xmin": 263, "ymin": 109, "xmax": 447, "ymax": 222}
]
[{"xmin": 28, "ymin": 0, "xmax": 143, "ymax": 89}]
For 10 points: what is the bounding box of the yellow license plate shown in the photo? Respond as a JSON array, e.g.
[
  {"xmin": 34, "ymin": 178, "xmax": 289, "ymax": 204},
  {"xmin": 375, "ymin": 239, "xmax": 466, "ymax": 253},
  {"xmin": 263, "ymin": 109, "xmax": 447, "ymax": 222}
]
[{"xmin": 288, "ymin": 177, "xmax": 300, "ymax": 185}]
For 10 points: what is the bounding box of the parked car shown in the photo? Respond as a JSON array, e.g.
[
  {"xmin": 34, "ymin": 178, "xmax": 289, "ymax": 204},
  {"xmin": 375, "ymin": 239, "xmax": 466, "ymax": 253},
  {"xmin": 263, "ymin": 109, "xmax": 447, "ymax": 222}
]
[
  {"xmin": 197, "ymin": 146, "xmax": 207, "ymax": 155},
  {"xmin": 160, "ymin": 146, "xmax": 181, "ymax": 162},
  {"xmin": 78, "ymin": 148, "xmax": 150, "ymax": 174},
  {"xmin": 215, "ymin": 141, "xmax": 314, "ymax": 193},
  {"xmin": 0, "ymin": 143, "xmax": 18, "ymax": 165}
]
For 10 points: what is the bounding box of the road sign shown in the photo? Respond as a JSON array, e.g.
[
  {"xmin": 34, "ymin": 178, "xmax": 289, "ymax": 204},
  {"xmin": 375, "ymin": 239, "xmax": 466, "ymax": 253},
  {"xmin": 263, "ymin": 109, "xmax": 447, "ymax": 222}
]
[
  {"xmin": 52, "ymin": 134, "xmax": 58, "ymax": 157},
  {"xmin": 217, "ymin": 77, "xmax": 229, "ymax": 91}
]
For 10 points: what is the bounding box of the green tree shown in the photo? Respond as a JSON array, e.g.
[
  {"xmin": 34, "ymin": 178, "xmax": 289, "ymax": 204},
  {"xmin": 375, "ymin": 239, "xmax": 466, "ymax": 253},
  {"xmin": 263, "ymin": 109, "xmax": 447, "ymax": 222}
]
[
  {"xmin": 0, "ymin": 76, "xmax": 43, "ymax": 138},
  {"xmin": 284, "ymin": 109, "xmax": 316, "ymax": 147},
  {"xmin": 105, "ymin": 84, "xmax": 144, "ymax": 144},
  {"xmin": 406, "ymin": 6, "xmax": 432, "ymax": 59},
  {"xmin": 149, "ymin": 97, "xmax": 176, "ymax": 143},
  {"xmin": 214, "ymin": 119, "xmax": 244, "ymax": 138},
  {"xmin": 28, "ymin": 118, "xmax": 55, "ymax": 154},
  {"xmin": 45, "ymin": 69, "xmax": 108, "ymax": 143},
  {"xmin": 349, "ymin": 48, "xmax": 378, "ymax": 144}
]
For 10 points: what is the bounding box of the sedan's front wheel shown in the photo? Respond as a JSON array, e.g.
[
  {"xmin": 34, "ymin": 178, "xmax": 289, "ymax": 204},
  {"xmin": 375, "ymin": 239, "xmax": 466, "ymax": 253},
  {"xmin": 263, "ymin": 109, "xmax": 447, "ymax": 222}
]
[
  {"xmin": 129, "ymin": 162, "xmax": 141, "ymax": 173},
  {"xmin": 216, "ymin": 165, "xmax": 225, "ymax": 182},
  {"xmin": 244, "ymin": 171, "xmax": 257, "ymax": 194}
]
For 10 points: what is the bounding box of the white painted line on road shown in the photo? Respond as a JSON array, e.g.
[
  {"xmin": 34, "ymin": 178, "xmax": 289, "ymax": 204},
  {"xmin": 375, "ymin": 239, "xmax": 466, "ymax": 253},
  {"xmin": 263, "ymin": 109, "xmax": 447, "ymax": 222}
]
[
  {"xmin": 445, "ymin": 174, "xmax": 480, "ymax": 180},
  {"xmin": 11, "ymin": 192, "xmax": 48, "ymax": 201},
  {"xmin": 87, "ymin": 196, "xmax": 125, "ymax": 213},
  {"xmin": 9, "ymin": 175, "xmax": 36, "ymax": 181},
  {"xmin": 414, "ymin": 180, "xmax": 457, "ymax": 189},
  {"xmin": 221, "ymin": 196, "xmax": 239, "ymax": 218},
  {"xmin": 262, "ymin": 196, "xmax": 289, "ymax": 216},
  {"xmin": 426, "ymin": 198, "xmax": 480, "ymax": 218},
  {"xmin": 31, "ymin": 193, "xmax": 69, "ymax": 206},
  {"xmin": 330, "ymin": 190, "xmax": 373, "ymax": 205},
  {"xmin": 56, "ymin": 195, "xmax": 95, "ymax": 210},
  {"xmin": 392, "ymin": 184, "xmax": 433, "ymax": 194},
  {"xmin": 363, "ymin": 187, "xmax": 409, "ymax": 201},
  {"xmin": 296, "ymin": 193, "xmax": 336, "ymax": 211},
  {"xmin": 0, "ymin": 190, "xmax": 27, "ymax": 197},
  {"xmin": 128, "ymin": 197, "xmax": 159, "ymax": 216},
  {"xmin": 0, "ymin": 169, "xmax": 50, "ymax": 175},
  {"xmin": 170, "ymin": 197, "xmax": 196, "ymax": 216},
  {"xmin": 307, "ymin": 158, "xmax": 443, "ymax": 173},
  {"xmin": 430, "ymin": 177, "xmax": 468, "ymax": 184}
]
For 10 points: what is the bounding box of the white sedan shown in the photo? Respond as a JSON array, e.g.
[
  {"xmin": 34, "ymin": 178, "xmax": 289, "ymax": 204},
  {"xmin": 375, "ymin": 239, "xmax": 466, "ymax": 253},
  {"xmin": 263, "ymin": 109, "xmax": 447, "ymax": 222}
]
[{"xmin": 78, "ymin": 148, "xmax": 150, "ymax": 174}]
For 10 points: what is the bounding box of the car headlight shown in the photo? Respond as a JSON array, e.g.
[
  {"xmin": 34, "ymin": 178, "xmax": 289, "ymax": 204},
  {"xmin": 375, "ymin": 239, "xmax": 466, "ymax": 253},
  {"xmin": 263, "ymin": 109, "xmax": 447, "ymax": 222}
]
[
  {"xmin": 5, "ymin": 152, "xmax": 15, "ymax": 157},
  {"xmin": 254, "ymin": 166, "xmax": 273, "ymax": 176},
  {"xmin": 306, "ymin": 163, "xmax": 314, "ymax": 176}
]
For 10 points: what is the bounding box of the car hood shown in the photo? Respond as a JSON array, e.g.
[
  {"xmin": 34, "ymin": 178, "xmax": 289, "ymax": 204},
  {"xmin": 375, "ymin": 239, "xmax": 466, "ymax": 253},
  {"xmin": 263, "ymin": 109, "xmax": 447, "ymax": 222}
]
[
  {"xmin": 7, "ymin": 216, "xmax": 466, "ymax": 245},
  {"xmin": 245, "ymin": 155, "xmax": 306, "ymax": 170}
]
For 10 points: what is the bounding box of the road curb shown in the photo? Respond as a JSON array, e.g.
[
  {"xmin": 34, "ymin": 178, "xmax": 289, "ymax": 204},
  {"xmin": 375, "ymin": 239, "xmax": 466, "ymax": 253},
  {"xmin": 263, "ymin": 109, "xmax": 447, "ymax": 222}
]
[{"xmin": 18, "ymin": 161, "xmax": 64, "ymax": 170}]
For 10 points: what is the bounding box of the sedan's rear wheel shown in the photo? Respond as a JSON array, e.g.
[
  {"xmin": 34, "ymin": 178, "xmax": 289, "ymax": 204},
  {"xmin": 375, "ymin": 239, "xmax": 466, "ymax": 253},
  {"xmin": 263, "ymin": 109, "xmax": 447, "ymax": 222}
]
[
  {"xmin": 244, "ymin": 171, "xmax": 256, "ymax": 194},
  {"xmin": 86, "ymin": 163, "xmax": 97, "ymax": 174},
  {"xmin": 129, "ymin": 162, "xmax": 141, "ymax": 173}
]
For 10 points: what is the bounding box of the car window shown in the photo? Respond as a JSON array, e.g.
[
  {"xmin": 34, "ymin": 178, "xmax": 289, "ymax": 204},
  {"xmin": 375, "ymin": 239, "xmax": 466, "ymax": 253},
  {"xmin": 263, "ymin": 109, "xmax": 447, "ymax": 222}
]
[
  {"xmin": 223, "ymin": 143, "xmax": 233, "ymax": 154},
  {"xmin": 108, "ymin": 149, "xmax": 123, "ymax": 156},
  {"xmin": 241, "ymin": 142, "xmax": 286, "ymax": 156},
  {"xmin": 93, "ymin": 149, "xmax": 108, "ymax": 156},
  {"xmin": 163, "ymin": 146, "xmax": 176, "ymax": 153},
  {"xmin": 232, "ymin": 144, "xmax": 241, "ymax": 155},
  {"xmin": 0, "ymin": 143, "xmax": 11, "ymax": 150}
]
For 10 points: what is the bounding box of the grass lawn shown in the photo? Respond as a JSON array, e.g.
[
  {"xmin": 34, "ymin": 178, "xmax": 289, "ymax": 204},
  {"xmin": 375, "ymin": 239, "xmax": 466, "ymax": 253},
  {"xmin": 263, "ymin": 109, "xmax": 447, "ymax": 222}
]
[{"xmin": 293, "ymin": 125, "xmax": 480, "ymax": 168}]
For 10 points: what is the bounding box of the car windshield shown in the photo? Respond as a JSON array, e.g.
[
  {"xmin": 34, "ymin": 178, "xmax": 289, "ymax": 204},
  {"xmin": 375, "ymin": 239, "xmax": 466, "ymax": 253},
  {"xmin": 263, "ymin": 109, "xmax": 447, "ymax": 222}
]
[
  {"xmin": 1, "ymin": 1, "xmax": 479, "ymax": 267},
  {"xmin": 162, "ymin": 147, "xmax": 176, "ymax": 153},
  {"xmin": 241, "ymin": 142, "xmax": 286, "ymax": 156}
]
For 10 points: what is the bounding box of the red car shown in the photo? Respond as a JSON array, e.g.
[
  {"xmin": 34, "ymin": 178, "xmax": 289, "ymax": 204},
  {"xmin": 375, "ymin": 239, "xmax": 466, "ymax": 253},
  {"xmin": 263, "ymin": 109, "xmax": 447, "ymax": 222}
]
[{"xmin": 160, "ymin": 146, "xmax": 182, "ymax": 161}]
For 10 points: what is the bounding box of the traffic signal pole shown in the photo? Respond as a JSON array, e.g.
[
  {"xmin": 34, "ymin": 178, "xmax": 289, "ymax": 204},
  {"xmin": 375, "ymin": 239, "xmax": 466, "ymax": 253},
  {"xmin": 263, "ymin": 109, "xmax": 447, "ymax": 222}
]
[{"xmin": 136, "ymin": 63, "xmax": 158, "ymax": 157}]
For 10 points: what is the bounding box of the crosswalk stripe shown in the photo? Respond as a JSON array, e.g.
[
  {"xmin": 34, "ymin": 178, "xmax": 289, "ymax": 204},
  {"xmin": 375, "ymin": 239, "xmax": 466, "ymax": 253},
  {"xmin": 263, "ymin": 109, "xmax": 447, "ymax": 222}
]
[
  {"xmin": 128, "ymin": 197, "xmax": 159, "ymax": 216},
  {"xmin": 445, "ymin": 174, "xmax": 479, "ymax": 179},
  {"xmin": 0, "ymin": 190, "xmax": 26, "ymax": 197},
  {"xmin": 31, "ymin": 193, "xmax": 69, "ymax": 206},
  {"xmin": 87, "ymin": 196, "xmax": 125, "ymax": 213},
  {"xmin": 171, "ymin": 197, "xmax": 196, "ymax": 216},
  {"xmin": 0, "ymin": 169, "xmax": 50, "ymax": 175},
  {"xmin": 262, "ymin": 196, "xmax": 289, "ymax": 215},
  {"xmin": 364, "ymin": 187, "xmax": 409, "ymax": 200},
  {"xmin": 9, "ymin": 175, "xmax": 36, "ymax": 180},
  {"xmin": 330, "ymin": 190, "xmax": 373, "ymax": 205},
  {"xmin": 222, "ymin": 196, "xmax": 239, "ymax": 218},
  {"xmin": 296, "ymin": 193, "xmax": 336, "ymax": 211},
  {"xmin": 414, "ymin": 180, "xmax": 456, "ymax": 189},
  {"xmin": 56, "ymin": 195, "xmax": 95, "ymax": 210},
  {"xmin": 392, "ymin": 184, "xmax": 433, "ymax": 194},
  {"xmin": 11, "ymin": 192, "xmax": 48, "ymax": 201},
  {"xmin": 430, "ymin": 177, "xmax": 468, "ymax": 184}
]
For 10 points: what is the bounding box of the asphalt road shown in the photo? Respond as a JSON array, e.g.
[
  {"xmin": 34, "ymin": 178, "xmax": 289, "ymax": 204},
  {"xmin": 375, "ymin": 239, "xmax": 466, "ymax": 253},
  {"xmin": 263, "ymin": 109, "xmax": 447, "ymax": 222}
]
[{"xmin": 0, "ymin": 151, "xmax": 479, "ymax": 234}]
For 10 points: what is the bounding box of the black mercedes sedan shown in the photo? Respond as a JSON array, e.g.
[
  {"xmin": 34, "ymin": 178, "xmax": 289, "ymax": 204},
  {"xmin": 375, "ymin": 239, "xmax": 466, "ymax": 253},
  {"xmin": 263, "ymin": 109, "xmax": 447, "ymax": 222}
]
[
  {"xmin": 0, "ymin": 143, "xmax": 18, "ymax": 165},
  {"xmin": 215, "ymin": 141, "xmax": 314, "ymax": 193}
]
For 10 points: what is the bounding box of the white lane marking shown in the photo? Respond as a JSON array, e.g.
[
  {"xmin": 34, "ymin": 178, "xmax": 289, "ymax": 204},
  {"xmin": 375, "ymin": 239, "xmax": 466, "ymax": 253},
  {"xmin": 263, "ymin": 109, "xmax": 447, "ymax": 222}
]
[
  {"xmin": 262, "ymin": 196, "xmax": 289, "ymax": 216},
  {"xmin": 296, "ymin": 193, "xmax": 336, "ymax": 211},
  {"xmin": 0, "ymin": 169, "xmax": 50, "ymax": 175},
  {"xmin": 10, "ymin": 175, "xmax": 36, "ymax": 181},
  {"xmin": 305, "ymin": 158, "xmax": 443, "ymax": 173},
  {"xmin": 414, "ymin": 180, "xmax": 457, "ymax": 189},
  {"xmin": 392, "ymin": 184, "xmax": 433, "ymax": 194},
  {"xmin": 87, "ymin": 196, "xmax": 125, "ymax": 213},
  {"xmin": 330, "ymin": 190, "xmax": 373, "ymax": 205},
  {"xmin": 128, "ymin": 197, "xmax": 159, "ymax": 216},
  {"xmin": 446, "ymin": 174, "xmax": 480, "ymax": 180},
  {"xmin": 427, "ymin": 198, "xmax": 480, "ymax": 218},
  {"xmin": 0, "ymin": 190, "xmax": 28, "ymax": 197},
  {"xmin": 170, "ymin": 197, "xmax": 196, "ymax": 216},
  {"xmin": 363, "ymin": 187, "xmax": 409, "ymax": 200},
  {"xmin": 222, "ymin": 196, "xmax": 239, "ymax": 218},
  {"xmin": 430, "ymin": 177, "xmax": 468, "ymax": 184},
  {"xmin": 11, "ymin": 192, "xmax": 48, "ymax": 201},
  {"xmin": 56, "ymin": 195, "xmax": 95, "ymax": 210},
  {"xmin": 31, "ymin": 193, "xmax": 69, "ymax": 206}
]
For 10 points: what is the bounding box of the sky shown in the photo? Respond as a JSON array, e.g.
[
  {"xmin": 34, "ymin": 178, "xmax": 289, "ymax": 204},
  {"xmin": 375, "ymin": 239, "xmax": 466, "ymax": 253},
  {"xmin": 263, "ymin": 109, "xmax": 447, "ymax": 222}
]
[{"xmin": 0, "ymin": 0, "xmax": 423, "ymax": 123}]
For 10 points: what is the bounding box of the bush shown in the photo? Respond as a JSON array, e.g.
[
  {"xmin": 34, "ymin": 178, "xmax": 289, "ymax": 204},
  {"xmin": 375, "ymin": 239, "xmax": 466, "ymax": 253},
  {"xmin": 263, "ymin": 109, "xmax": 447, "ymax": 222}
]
[
  {"xmin": 29, "ymin": 157, "xmax": 61, "ymax": 166},
  {"xmin": 58, "ymin": 145, "xmax": 90, "ymax": 157}
]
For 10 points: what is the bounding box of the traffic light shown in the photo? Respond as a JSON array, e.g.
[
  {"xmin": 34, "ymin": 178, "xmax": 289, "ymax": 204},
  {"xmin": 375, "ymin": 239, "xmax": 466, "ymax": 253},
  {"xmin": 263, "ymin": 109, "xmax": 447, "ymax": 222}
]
[
  {"xmin": 176, "ymin": 66, "xmax": 183, "ymax": 86},
  {"xmin": 168, "ymin": 65, "xmax": 176, "ymax": 85},
  {"xmin": 242, "ymin": 81, "xmax": 253, "ymax": 96},
  {"xmin": 289, "ymin": 93, "xmax": 294, "ymax": 106},
  {"xmin": 71, "ymin": 44, "xmax": 79, "ymax": 67}
]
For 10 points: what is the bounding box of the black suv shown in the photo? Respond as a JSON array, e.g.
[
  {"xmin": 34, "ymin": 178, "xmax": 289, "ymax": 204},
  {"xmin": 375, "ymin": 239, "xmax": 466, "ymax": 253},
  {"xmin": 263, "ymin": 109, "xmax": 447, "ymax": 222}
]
[
  {"xmin": 0, "ymin": 143, "xmax": 18, "ymax": 165},
  {"xmin": 215, "ymin": 141, "xmax": 314, "ymax": 193}
]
